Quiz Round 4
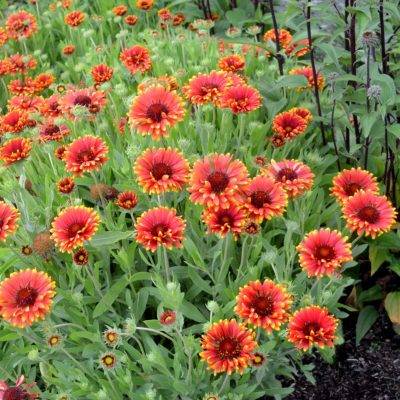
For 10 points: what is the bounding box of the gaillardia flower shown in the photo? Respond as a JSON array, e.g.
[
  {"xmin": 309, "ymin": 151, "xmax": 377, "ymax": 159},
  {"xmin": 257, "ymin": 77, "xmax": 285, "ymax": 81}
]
[
  {"xmin": 65, "ymin": 11, "xmax": 85, "ymax": 27},
  {"xmin": 64, "ymin": 135, "xmax": 108, "ymax": 176},
  {"xmin": 160, "ymin": 310, "xmax": 176, "ymax": 325},
  {"xmin": 51, "ymin": 206, "xmax": 100, "ymax": 252},
  {"xmin": 200, "ymin": 319, "xmax": 257, "ymax": 375},
  {"xmin": 120, "ymin": 45, "xmax": 151, "ymax": 75},
  {"xmin": 263, "ymin": 159, "xmax": 314, "ymax": 199},
  {"xmin": 218, "ymin": 54, "xmax": 245, "ymax": 72},
  {"xmin": 0, "ymin": 202, "xmax": 20, "ymax": 242},
  {"xmin": 134, "ymin": 147, "xmax": 189, "ymax": 194},
  {"xmin": 0, "ymin": 137, "xmax": 32, "ymax": 167},
  {"xmin": 244, "ymin": 175, "xmax": 288, "ymax": 222},
  {"xmin": 0, "ymin": 269, "xmax": 56, "ymax": 328},
  {"xmin": 263, "ymin": 29, "xmax": 293, "ymax": 49},
  {"xmin": 220, "ymin": 85, "xmax": 262, "ymax": 114},
  {"xmin": 235, "ymin": 280, "xmax": 292, "ymax": 333},
  {"xmin": 1, "ymin": 110, "xmax": 28, "ymax": 134},
  {"xmin": 297, "ymin": 229, "xmax": 353, "ymax": 278},
  {"xmin": 188, "ymin": 153, "xmax": 249, "ymax": 210},
  {"xmin": 128, "ymin": 86, "xmax": 186, "ymax": 140},
  {"xmin": 291, "ymin": 107, "xmax": 313, "ymax": 124},
  {"xmin": 331, "ymin": 168, "xmax": 379, "ymax": 205},
  {"xmin": 6, "ymin": 11, "xmax": 37, "ymax": 40},
  {"xmin": 287, "ymin": 306, "xmax": 338, "ymax": 350},
  {"xmin": 342, "ymin": 190, "xmax": 397, "ymax": 239},
  {"xmin": 116, "ymin": 191, "xmax": 138, "ymax": 210},
  {"xmin": 202, "ymin": 203, "xmax": 247, "ymax": 240},
  {"xmin": 0, "ymin": 375, "xmax": 37, "ymax": 399},
  {"xmin": 135, "ymin": 207, "xmax": 186, "ymax": 251},
  {"xmin": 183, "ymin": 71, "xmax": 230, "ymax": 106},
  {"xmin": 73, "ymin": 248, "xmax": 89, "ymax": 266},
  {"xmin": 91, "ymin": 64, "xmax": 114, "ymax": 83},
  {"xmin": 272, "ymin": 111, "xmax": 308, "ymax": 140}
]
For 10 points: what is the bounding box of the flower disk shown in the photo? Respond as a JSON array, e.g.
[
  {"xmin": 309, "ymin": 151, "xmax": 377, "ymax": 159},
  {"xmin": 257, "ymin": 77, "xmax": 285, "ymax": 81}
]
[
  {"xmin": 235, "ymin": 280, "xmax": 292, "ymax": 333},
  {"xmin": 0, "ymin": 269, "xmax": 56, "ymax": 328},
  {"xmin": 200, "ymin": 319, "xmax": 257, "ymax": 375},
  {"xmin": 287, "ymin": 306, "xmax": 338, "ymax": 350},
  {"xmin": 297, "ymin": 229, "xmax": 353, "ymax": 278},
  {"xmin": 50, "ymin": 206, "xmax": 100, "ymax": 253}
]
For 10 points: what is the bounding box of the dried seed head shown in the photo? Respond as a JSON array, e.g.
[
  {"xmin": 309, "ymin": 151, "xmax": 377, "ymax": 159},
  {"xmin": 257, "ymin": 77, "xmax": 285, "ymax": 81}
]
[
  {"xmin": 362, "ymin": 31, "xmax": 379, "ymax": 48},
  {"xmin": 367, "ymin": 85, "xmax": 382, "ymax": 101},
  {"xmin": 33, "ymin": 231, "xmax": 54, "ymax": 258}
]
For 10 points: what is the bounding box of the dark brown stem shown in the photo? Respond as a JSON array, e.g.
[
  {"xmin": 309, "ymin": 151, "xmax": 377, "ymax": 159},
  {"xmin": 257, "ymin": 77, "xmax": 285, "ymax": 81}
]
[
  {"xmin": 306, "ymin": 0, "xmax": 327, "ymax": 145},
  {"xmin": 268, "ymin": 0, "xmax": 284, "ymax": 76},
  {"xmin": 364, "ymin": 46, "xmax": 371, "ymax": 169},
  {"xmin": 349, "ymin": 0, "xmax": 362, "ymax": 144},
  {"xmin": 330, "ymin": 96, "xmax": 342, "ymax": 171},
  {"xmin": 344, "ymin": 0, "xmax": 351, "ymax": 153}
]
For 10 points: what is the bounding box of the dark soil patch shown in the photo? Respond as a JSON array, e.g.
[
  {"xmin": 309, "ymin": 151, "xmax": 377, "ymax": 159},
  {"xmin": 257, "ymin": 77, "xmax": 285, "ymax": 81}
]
[{"xmin": 284, "ymin": 311, "xmax": 400, "ymax": 400}]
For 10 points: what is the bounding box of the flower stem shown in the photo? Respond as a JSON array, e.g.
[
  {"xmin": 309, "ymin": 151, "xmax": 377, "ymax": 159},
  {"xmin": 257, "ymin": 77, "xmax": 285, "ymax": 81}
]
[
  {"xmin": 218, "ymin": 372, "xmax": 230, "ymax": 395},
  {"xmin": 162, "ymin": 246, "xmax": 171, "ymax": 282}
]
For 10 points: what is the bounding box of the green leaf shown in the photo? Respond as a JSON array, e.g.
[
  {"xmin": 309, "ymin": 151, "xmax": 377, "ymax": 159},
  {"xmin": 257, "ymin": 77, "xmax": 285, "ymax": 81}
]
[
  {"xmin": 356, "ymin": 306, "xmax": 378, "ymax": 345},
  {"xmin": 275, "ymin": 75, "xmax": 309, "ymax": 89},
  {"xmin": 89, "ymin": 231, "xmax": 132, "ymax": 247},
  {"xmin": 384, "ymin": 292, "xmax": 400, "ymax": 325},
  {"xmin": 387, "ymin": 124, "xmax": 400, "ymax": 139},
  {"xmin": 92, "ymin": 278, "xmax": 128, "ymax": 318},
  {"xmin": 183, "ymin": 238, "xmax": 206, "ymax": 269},
  {"xmin": 181, "ymin": 300, "xmax": 206, "ymax": 323},
  {"xmin": 369, "ymin": 245, "xmax": 388, "ymax": 275}
]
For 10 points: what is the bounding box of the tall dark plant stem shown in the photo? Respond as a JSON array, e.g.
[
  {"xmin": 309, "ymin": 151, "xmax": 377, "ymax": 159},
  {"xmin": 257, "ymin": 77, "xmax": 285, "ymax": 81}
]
[
  {"xmin": 330, "ymin": 84, "xmax": 342, "ymax": 171},
  {"xmin": 268, "ymin": 0, "xmax": 284, "ymax": 76},
  {"xmin": 306, "ymin": 0, "xmax": 327, "ymax": 145},
  {"xmin": 349, "ymin": 0, "xmax": 362, "ymax": 144},
  {"xmin": 363, "ymin": 46, "xmax": 371, "ymax": 169},
  {"xmin": 344, "ymin": 0, "xmax": 351, "ymax": 153}
]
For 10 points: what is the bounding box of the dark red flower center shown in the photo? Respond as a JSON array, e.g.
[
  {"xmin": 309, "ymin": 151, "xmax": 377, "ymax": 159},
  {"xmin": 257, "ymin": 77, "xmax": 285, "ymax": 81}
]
[
  {"xmin": 11, "ymin": 21, "xmax": 26, "ymax": 33},
  {"xmin": 344, "ymin": 182, "xmax": 362, "ymax": 196},
  {"xmin": 74, "ymin": 94, "xmax": 92, "ymax": 107},
  {"xmin": 218, "ymin": 337, "xmax": 242, "ymax": 359},
  {"xmin": 251, "ymin": 190, "xmax": 271, "ymax": 208},
  {"xmin": 68, "ymin": 223, "xmax": 83, "ymax": 237},
  {"xmin": 315, "ymin": 245, "xmax": 335, "ymax": 261},
  {"xmin": 303, "ymin": 322, "xmax": 321, "ymax": 337},
  {"xmin": 146, "ymin": 103, "xmax": 169, "ymax": 122},
  {"xmin": 76, "ymin": 149, "xmax": 95, "ymax": 163},
  {"xmin": 15, "ymin": 286, "xmax": 38, "ymax": 308},
  {"xmin": 3, "ymin": 386, "xmax": 28, "ymax": 400},
  {"xmin": 276, "ymin": 168, "xmax": 297, "ymax": 182},
  {"xmin": 251, "ymin": 295, "xmax": 274, "ymax": 317},
  {"xmin": 151, "ymin": 162, "xmax": 172, "ymax": 180},
  {"xmin": 207, "ymin": 171, "xmax": 229, "ymax": 194},
  {"xmin": 358, "ymin": 205, "xmax": 380, "ymax": 224},
  {"xmin": 44, "ymin": 124, "xmax": 60, "ymax": 136},
  {"xmin": 218, "ymin": 213, "xmax": 233, "ymax": 226},
  {"xmin": 151, "ymin": 224, "xmax": 169, "ymax": 237}
]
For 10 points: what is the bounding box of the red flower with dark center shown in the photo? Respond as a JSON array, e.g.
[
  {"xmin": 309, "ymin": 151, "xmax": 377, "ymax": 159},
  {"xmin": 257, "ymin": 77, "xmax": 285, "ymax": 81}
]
[
  {"xmin": 128, "ymin": 86, "xmax": 186, "ymax": 140},
  {"xmin": 287, "ymin": 306, "xmax": 338, "ymax": 350},
  {"xmin": 135, "ymin": 206, "xmax": 185, "ymax": 252},
  {"xmin": 263, "ymin": 159, "xmax": 314, "ymax": 199},
  {"xmin": 65, "ymin": 11, "xmax": 85, "ymax": 27},
  {"xmin": 235, "ymin": 280, "xmax": 292, "ymax": 333},
  {"xmin": 50, "ymin": 206, "xmax": 100, "ymax": 253},
  {"xmin": 134, "ymin": 147, "xmax": 189, "ymax": 194},
  {"xmin": 0, "ymin": 202, "xmax": 20, "ymax": 242},
  {"xmin": 0, "ymin": 376, "xmax": 37, "ymax": 400},
  {"xmin": 0, "ymin": 269, "xmax": 55, "ymax": 328},
  {"xmin": 297, "ymin": 228, "xmax": 353, "ymax": 278},
  {"xmin": 120, "ymin": 45, "xmax": 151, "ymax": 75},
  {"xmin": 272, "ymin": 111, "xmax": 308, "ymax": 140},
  {"xmin": 330, "ymin": 168, "xmax": 379, "ymax": 206},
  {"xmin": 116, "ymin": 191, "xmax": 138, "ymax": 210},
  {"xmin": 6, "ymin": 11, "xmax": 37, "ymax": 40},
  {"xmin": 220, "ymin": 85, "xmax": 262, "ymax": 114},
  {"xmin": 64, "ymin": 135, "xmax": 108, "ymax": 176},
  {"xmin": 218, "ymin": 54, "xmax": 245, "ymax": 72},
  {"xmin": 73, "ymin": 248, "xmax": 89, "ymax": 266},
  {"xmin": 200, "ymin": 319, "xmax": 257, "ymax": 375},
  {"xmin": 57, "ymin": 177, "xmax": 75, "ymax": 194},
  {"xmin": 0, "ymin": 137, "xmax": 32, "ymax": 167},
  {"xmin": 1, "ymin": 110, "xmax": 28, "ymax": 134},
  {"xmin": 342, "ymin": 190, "xmax": 397, "ymax": 239},
  {"xmin": 91, "ymin": 64, "xmax": 114, "ymax": 83},
  {"xmin": 189, "ymin": 153, "xmax": 249, "ymax": 210},
  {"xmin": 244, "ymin": 175, "xmax": 287, "ymax": 222},
  {"xmin": 125, "ymin": 15, "xmax": 138, "ymax": 25}
]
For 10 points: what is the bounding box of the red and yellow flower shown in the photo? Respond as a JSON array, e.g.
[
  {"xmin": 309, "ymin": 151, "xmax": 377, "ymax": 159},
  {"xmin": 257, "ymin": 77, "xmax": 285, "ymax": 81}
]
[
  {"xmin": 0, "ymin": 137, "xmax": 32, "ymax": 167},
  {"xmin": 331, "ymin": 168, "xmax": 379, "ymax": 206},
  {"xmin": 243, "ymin": 175, "xmax": 288, "ymax": 222},
  {"xmin": 0, "ymin": 375, "xmax": 37, "ymax": 399},
  {"xmin": 289, "ymin": 66, "xmax": 325, "ymax": 91},
  {"xmin": 91, "ymin": 64, "xmax": 114, "ymax": 83},
  {"xmin": 263, "ymin": 159, "xmax": 314, "ymax": 199},
  {"xmin": 128, "ymin": 86, "xmax": 186, "ymax": 140},
  {"xmin": 297, "ymin": 229, "xmax": 353, "ymax": 278},
  {"xmin": 6, "ymin": 11, "xmax": 37, "ymax": 40},
  {"xmin": 64, "ymin": 135, "xmax": 108, "ymax": 176},
  {"xmin": 287, "ymin": 306, "xmax": 338, "ymax": 350},
  {"xmin": 116, "ymin": 191, "xmax": 138, "ymax": 210},
  {"xmin": 342, "ymin": 190, "xmax": 397, "ymax": 239},
  {"xmin": 235, "ymin": 280, "xmax": 292, "ymax": 333},
  {"xmin": 0, "ymin": 110, "xmax": 28, "ymax": 134},
  {"xmin": 0, "ymin": 202, "xmax": 20, "ymax": 242},
  {"xmin": 120, "ymin": 45, "xmax": 151, "ymax": 75},
  {"xmin": 200, "ymin": 319, "xmax": 257, "ymax": 375},
  {"xmin": 135, "ymin": 206, "xmax": 186, "ymax": 252},
  {"xmin": 189, "ymin": 153, "xmax": 249, "ymax": 210},
  {"xmin": 220, "ymin": 85, "xmax": 262, "ymax": 114},
  {"xmin": 0, "ymin": 269, "xmax": 55, "ymax": 328},
  {"xmin": 272, "ymin": 111, "xmax": 308, "ymax": 140},
  {"xmin": 51, "ymin": 206, "xmax": 100, "ymax": 253},
  {"xmin": 65, "ymin": 11, "xmax": 85, "ymax": 27},
  {"xmin": 218, "ymin": 54, "xmax": 245, "ymax": 72},
  {"xmin": 263, "ymin": 29, "xmax": 293, "ymax": 49}
]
